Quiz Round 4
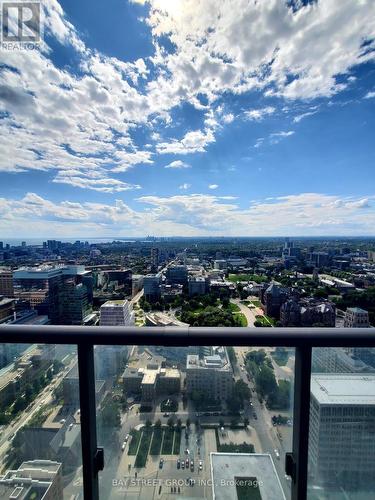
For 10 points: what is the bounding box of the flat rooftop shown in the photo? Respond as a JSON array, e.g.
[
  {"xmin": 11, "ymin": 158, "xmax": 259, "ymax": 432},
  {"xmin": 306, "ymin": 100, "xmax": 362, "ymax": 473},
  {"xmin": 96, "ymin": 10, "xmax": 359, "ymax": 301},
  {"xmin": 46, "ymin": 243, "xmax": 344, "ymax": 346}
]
[
  {"xmin": 210, "ymin": 453, "xmax": 286, "ymax": 500},
  {"xmin": 311, "ymin": 374, "xmax": 375, "ymax": 405}
]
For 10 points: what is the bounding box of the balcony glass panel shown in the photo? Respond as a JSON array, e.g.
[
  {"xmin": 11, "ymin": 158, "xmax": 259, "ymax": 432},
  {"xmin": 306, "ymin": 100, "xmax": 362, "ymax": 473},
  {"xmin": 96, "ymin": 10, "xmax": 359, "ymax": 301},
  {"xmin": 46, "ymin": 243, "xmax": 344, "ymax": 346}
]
[
  {"xmin": 95, "ymin": 344, "xmax": 294, "ymax": 499},
  {"xmin": 308, "ymin": 347, "xmax": 375, "ymax": 499},
  {"xmin": 0, "ymin": 343, "xmax": 83, "ymax": 499}
]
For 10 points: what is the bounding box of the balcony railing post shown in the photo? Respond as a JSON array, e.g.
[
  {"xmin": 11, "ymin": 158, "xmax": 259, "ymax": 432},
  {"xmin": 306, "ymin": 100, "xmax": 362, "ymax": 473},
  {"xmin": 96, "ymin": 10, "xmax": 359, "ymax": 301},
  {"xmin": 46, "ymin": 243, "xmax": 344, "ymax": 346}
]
[
  {"xmin": 78, "ymin": 343, "xmax": 100, "ymax": 500},
  {"xmin": 290, "ymin": 345, "xmax": 312, "ymax": 500}
]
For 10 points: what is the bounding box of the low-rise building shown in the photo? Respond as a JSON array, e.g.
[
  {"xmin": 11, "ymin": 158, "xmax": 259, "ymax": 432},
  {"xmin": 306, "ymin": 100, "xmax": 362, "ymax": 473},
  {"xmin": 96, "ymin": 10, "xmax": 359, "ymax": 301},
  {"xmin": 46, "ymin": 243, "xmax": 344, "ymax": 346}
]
[
  {"xmin": 0, "ymin": 460, "xmax": 63, "ymax": 500},
  {"xmin": 344, "ymin": 307, "xmax": 370, "ymax": 328},
  {"xmin": 100, "ymin": 299, "xmax": 135, "ymax": 326},
  {"xmin": 210, "ymin": 453, "xmax": 285, "ymax": 500},
  {"xmin": 123, "ymin": 365, "xmax": 180, "ymax": 402}
]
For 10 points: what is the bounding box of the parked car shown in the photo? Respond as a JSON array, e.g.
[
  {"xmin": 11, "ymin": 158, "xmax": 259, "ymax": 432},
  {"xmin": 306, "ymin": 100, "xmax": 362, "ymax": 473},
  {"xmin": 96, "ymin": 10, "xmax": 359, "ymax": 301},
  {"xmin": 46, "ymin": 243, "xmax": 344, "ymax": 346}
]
[
  {"xmin": 274, "ymin": 449, "xmax": 280, "ymax": 459},
  {"xmin": 181, "ymin": 461, "xmax": 185, "ymax": 469},
  {"xmin": 121, "ymin": 442, "xmax": 126, "ymax": 451},
  {"xmin": 177, "ymin": 459, "xmax": 180, "ymax": 469},
  {"xmin": 159, "ymin": 458, "xmax": 164, "ymax": 469}
]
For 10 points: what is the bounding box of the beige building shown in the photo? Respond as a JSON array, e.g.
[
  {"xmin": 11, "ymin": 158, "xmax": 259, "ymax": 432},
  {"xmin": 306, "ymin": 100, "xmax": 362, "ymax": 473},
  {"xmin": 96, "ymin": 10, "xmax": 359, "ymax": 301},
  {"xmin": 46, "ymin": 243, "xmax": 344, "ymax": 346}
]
[
  {"xmin": 344, "ymin": 307, "xmax": 370, "ymax": 328},
  {"xmin": 186, "ymin": 347, "xmax": 234, "ymax": 401},
  {"xmin": 123, "ymin": 365, "xmax": 180, "ymax": 402}
]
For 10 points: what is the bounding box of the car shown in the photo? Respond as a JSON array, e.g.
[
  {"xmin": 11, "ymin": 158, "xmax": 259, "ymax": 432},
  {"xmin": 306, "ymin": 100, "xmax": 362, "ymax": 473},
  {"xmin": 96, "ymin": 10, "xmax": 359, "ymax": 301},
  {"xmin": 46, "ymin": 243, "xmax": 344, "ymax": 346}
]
[
  {"xmin": 124, "ymin": 434, "xmax": 130, "ymax": 442},
  {"xmin": 159, "ymin": 458, "xmax": 164, "ymax": 469},
  {"xmin": 274, "ymin": 449, "xmax": 280, "ymax": 459},
  {"xmin": 197, "ymin": 447, "xmax": 201, "ymax": 455},
  {"xmin": 199, "ymin": 460, "xmax": 203, "ymax": 470},
  {"xmin": 185, "ymin": 448, "xmax": 190, "ymax": 455},
  {"xmin": 121, "ymin": 442, "xmax": 126, "ymax": 451},
  {"xmin": 164, "ymin": 412, "xmax": 170, "ymax": 417},
  {"xmin": 177, "ymin": 459, "xmax": 180, "ymax": 469},
  {"xmin": 181, "ymin": 461, "xmax": 185, "ymax": 469},
  {"xmin": 186, "ymin": 458, "xmax": 189, "ymax": 467},
  {"xmin": 190, "ymin": 460, "xmax": 194, "ymax": 471}
]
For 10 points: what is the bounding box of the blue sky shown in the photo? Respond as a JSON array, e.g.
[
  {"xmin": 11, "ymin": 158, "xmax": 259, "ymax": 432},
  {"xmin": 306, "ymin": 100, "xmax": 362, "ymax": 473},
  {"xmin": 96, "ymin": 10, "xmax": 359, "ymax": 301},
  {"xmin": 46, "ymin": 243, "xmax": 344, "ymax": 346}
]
[{"xmin": 0, "ymin": 0, "xmax": 374, "ymax": 237}]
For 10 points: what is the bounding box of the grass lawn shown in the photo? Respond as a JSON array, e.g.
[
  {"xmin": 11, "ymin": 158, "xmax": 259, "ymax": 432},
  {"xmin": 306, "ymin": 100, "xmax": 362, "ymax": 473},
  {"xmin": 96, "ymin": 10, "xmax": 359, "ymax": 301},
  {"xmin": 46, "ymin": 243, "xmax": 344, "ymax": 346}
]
[
  {"xmin": 234, "ymin": 312, "xmax": 248, "ymax": 326},
  {"xmin": 161, "ymin": 428, "xmax": 174, "ymax": 454},
  {"xmin": 236, "ymin": 477, "xmax": 262, "ymax": 500},
  {"xmin": 134, "ymin": 429, "xmax": 152, "ymax": 467},
  {"xmin": 173, "ymin": 429, "xmax": 181, "ymax": 454},
  {"xmin": 128, "ymin": 429, "xmax": 142, "ymax": 455},
  {"xmin": 227, "ymin": 302, "xmax": 241, "ymax": 312},
  {"xmin": 150, "ymin": 428, "xmax": 163, "ymax": 455},
  {"xmin": 250, "ymin": 300, "xmax": 261, "ymax": 308},
  {"xmin": 255, "ymin": 315, "xmax": 275, "ymax": 326}
]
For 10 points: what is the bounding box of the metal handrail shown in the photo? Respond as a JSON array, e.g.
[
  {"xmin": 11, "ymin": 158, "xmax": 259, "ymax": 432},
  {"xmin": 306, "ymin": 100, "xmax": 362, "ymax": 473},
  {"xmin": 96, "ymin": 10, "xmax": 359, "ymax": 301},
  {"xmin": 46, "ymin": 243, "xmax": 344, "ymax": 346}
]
[{"xmin": 1, "ymin": 325, "xmax": 374, "ymax": 500}]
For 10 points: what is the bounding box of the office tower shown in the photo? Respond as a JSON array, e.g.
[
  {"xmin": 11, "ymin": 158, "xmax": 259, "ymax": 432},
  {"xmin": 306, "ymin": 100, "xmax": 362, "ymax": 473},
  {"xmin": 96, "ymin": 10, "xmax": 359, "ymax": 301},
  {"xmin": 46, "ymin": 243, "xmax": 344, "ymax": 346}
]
[
  {"xmin": 132, "ymin": 274, "xmax": 144, "ymax": 297},
  {"xmin": 151, "ymin": 247, "xmax": 159, "ymax": 270},
  {"xmin": 61, "ymin": 278, "xmax": 92, "ymax": 325},
  {"xmin": 99, "ymin": 299, "xmax": 135, "ymax": 326},
  {"xmin": 13, "ymin": 265, "xmax": 93, "ymax": 324},
  {"xmin": 186, "ymin": 347, "xmax": 233, "ymax": 401},
  {"xmin": 312, "ymin": 347, "xmax": 370, "ymax": 373},
  {"xmin": 344, "ymin": 307, "xmax": 370, "ymax": 328},
  {"xmin": 166, "ymin": 265, "xmax": 188, "ymax": 285},
  {"xmin": 309, "ymin": 374, "xmax": 375, "ymax": 490},
  {"xmin": 143, "ymin": 274, "xmax": 161, "ymax": 302},
  {"xmin": 0, "ymin": 268, "xmax": 14, "ymax": 297},
  {"xmin": 0, "ymin": 242, "xmax": 3, "ymax": 250}
]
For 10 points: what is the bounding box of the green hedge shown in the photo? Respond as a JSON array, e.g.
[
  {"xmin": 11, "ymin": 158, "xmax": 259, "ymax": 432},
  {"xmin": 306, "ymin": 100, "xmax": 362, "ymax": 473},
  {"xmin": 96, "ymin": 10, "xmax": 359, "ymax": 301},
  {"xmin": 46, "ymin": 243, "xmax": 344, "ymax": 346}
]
[
  {"xmin": 150, "ymin": 429, "xmax": 163, "ymax": 455},
  {"xmin": 128, "ymin": 430, "xmax": 141, "ymax": 455},
  {"xmin": 134, "ymin": 429, "xmax": 152, "ymax": 468},
  {"xmin": 161, "ymin": 428, "xmax": 174, "ymax": 454},
  {"xmin": 173, "ymin": 429, "xmax": 181, "ymax": 454}
]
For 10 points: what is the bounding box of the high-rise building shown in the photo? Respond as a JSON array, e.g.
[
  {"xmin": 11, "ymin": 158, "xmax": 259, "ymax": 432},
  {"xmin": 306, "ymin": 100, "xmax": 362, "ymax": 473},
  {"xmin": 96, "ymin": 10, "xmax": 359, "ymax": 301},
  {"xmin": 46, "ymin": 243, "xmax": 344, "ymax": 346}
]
[
  {"xmin": 309, "ymin": 374, "xmax": 375, "ymax": 490},
  {"xmin": 344, "ymin": 307, "xmax": 370, "ymax": 328},
  {"xmin": 151, "ymin": 247, "xmax": 159, "ymax": 270},
  {"xmin": 166, "ymin": 265, "xmax": 188, "ymax": 285},
  {"xmin": 99, "ymin": 299, "xmax": 135, "ymax": 326},
  {"xmin": 186, "ymin": 347, "xmax": 233, "ymax": 401},
  {"xmin": 214, "ymin": 259, "xmax": 228, "ymax": 270},
  {"xmin": 263, "ymin": 282, "xmax": 289, "ymax": 319},
  {"xmin": 143, "ymin": 274, "xmax": 161, "ymax": 302},
  {"xmin": 0, "ymin": 268, "xmax": 14, "ymax": 297},
  {"xmin": 0, "ymin": 297, "xmax": 15, "ymax": 323},
  {"xmin": 13, "ymin": 265, "xmax": 93, "ymax": 324}
]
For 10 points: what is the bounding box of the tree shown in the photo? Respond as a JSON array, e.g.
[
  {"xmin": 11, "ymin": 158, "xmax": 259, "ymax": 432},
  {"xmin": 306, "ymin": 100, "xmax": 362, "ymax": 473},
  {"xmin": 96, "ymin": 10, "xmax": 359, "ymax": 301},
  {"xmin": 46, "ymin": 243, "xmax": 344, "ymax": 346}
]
[
  {"xmin": 145, "ymin": 419, "xmax": 152, "ymax": 428},
  {"xmin": 167, "ymin": 417, "xmax": 174, "ymax": 428},
  {"xmin": 154, "ymin": 419, "xmax": 162, "ymax": 428},
  {"xmin": 243, "ymin": 417, "xmax": 250, "ymax": 428}
]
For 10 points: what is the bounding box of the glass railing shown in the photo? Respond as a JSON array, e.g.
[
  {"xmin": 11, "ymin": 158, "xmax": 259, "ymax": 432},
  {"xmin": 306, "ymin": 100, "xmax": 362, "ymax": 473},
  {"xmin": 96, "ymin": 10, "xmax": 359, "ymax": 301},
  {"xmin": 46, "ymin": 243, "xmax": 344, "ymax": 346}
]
[
  {"xmin": 0, "ymin": 326, "xmax": 374, "ymax": 500},
  {"xmin": 0, "ymin": 343, "xmax": 83, "ymax": 499}
]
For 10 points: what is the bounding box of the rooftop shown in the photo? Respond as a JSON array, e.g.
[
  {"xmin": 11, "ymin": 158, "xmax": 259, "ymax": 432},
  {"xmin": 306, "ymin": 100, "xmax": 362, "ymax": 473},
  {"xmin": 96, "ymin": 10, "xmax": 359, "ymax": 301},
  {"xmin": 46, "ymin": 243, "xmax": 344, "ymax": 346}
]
[
  {"xmin": 210, "ymin": 453, "xmax": 286, "ymax": 500},
  {"xmin": 311, "ymin": 373, "xmax": 375, "ymax": 405}
]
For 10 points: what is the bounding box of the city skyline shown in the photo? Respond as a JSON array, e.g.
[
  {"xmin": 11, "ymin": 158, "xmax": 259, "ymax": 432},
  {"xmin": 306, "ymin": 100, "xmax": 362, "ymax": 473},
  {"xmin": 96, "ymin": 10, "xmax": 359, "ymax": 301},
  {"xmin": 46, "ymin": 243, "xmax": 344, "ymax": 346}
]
[{"xmin": 1, "ymin": 0, "xmax": 375, "ymax": 238}]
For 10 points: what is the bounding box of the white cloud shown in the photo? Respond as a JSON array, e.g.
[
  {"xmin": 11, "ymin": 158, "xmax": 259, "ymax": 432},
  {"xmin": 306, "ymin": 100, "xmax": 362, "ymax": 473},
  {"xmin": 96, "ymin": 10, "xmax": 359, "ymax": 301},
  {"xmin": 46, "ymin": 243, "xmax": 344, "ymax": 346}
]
[
  {"xmin": 364, "ymin": 91, "xmax": 375, "ymax": 99},
  {"xmin": 165, "ymin": 160, "xmax": 191, "ymax": 169},
  {"xmin": 293, "ymin": 111, "xmax": 318, "ymax": 123},
  {"xmin": 179, "ymin": 183, "xmax": 191, "ymax": 190},
  {"xmin": 222, "ymin": 113, "xmax": 235, "ymax": 124},
  {"xmin": 244, "ymin": 106, "xmax": 275, "ymax": 121},
  {"xmin": 157, "ymin": 129, "xmax": 215, "ymax": 155},
  {"xmin": 208, "ymin": 184, "xmax": 219, "ymax": 190},
  {"xmin": 0, "ymin": 192, "xmax": 374, "ymax": 237}
]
